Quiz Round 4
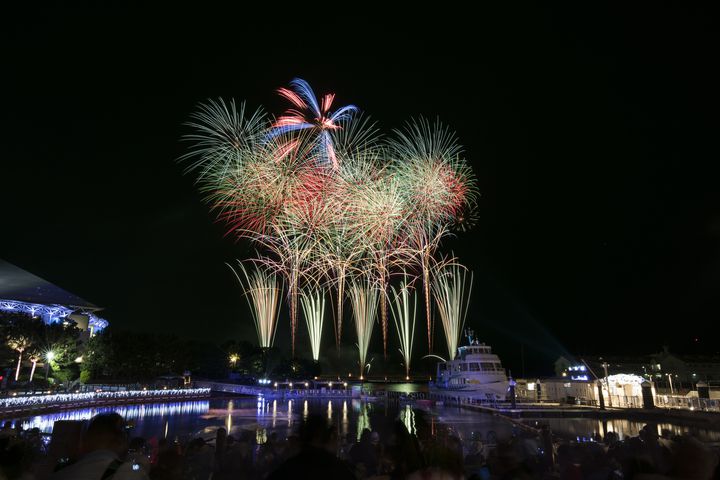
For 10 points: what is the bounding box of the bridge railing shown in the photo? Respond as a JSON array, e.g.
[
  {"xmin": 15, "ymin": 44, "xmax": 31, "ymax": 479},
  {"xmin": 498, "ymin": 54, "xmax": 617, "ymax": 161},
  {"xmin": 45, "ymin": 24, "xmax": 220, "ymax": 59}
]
[
  {"xmin": 655, "ymin": 395, "xmax": 720, "ymax": 412},
  {"xmin": 0, "ymin": 388, "xmax": 211, "ymax": 415}
]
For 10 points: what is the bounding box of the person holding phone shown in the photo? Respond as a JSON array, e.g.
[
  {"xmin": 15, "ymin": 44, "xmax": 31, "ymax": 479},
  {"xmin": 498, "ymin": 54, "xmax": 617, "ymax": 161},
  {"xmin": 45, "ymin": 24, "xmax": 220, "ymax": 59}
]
[{"xmin": 51, "ymin": 413, "xmax": 149, "ymax": 480}]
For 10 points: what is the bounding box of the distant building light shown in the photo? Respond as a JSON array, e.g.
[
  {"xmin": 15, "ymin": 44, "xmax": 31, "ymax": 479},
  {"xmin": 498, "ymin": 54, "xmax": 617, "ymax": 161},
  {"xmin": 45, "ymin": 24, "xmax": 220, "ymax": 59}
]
[{"xmin": 527, "ymin": 383, "xmax": 536, "ymax": 391}]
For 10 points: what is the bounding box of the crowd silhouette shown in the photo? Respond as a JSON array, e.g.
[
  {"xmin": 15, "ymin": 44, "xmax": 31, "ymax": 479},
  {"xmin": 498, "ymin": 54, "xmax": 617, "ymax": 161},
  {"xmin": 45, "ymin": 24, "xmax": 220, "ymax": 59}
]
[{"xmin": 1, "ymin": 411, "xmax": 719, "ymax": 479}]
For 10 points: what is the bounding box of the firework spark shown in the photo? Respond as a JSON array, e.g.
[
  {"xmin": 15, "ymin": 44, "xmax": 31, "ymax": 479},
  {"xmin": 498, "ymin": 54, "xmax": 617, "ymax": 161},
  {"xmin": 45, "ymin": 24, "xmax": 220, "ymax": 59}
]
[
  {"xmin": 180, "ymin": 99, "xmax": 266, "ymax": 181},
  {"xmin": 389, "ymin": 118, "xmax": 478, "ymax": 352},
  {"xmin": 268, "ymin": 78, "xmax": 358, "ymax": 170},
  {"xmin": 348, "ymin": 279, "xmax": 379, "ymax": 379},
  {"xmin": 432, "ymin": 261, "xmax": 473, "ymax": 361},
  {"xmin": 254, "ymin": 226, "xmax": 318, "ymax": 357},
  {"xmin": 389, "ymin": 275, "xmax": 416, "ymax": 380},
  {"xmin": 300, "ymin": 288, "xmax": 326, "ymax": 361},
  {"xmin": 228, "ymin": 261, "xmax": 282, "ymax": 348}
]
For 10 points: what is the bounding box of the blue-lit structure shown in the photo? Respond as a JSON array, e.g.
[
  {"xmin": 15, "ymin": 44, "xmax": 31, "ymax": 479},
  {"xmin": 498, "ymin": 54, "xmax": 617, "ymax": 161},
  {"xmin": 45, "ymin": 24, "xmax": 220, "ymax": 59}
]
[
  {"xmin": 0, "ymin": 259, "xmax": 108, "ymax": 334},
  {"xmin": 567, "ymin": 365, "xmax": 589, "ymax": 381}
]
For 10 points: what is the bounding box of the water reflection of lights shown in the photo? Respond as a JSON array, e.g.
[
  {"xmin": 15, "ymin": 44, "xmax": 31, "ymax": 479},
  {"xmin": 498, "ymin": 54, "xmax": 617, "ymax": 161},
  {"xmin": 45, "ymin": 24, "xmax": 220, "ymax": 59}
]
[
  {"xmin": 17, "ymin": 401, "xmax": 210, "ymax": 433},
  {"xmin": 303, "ymin": 400, "xmax": 309, "ymax": 420},
  {"xmin": 16, "ymin": 397, "xmax": 719, "ymax": 451},
  {"xmin": 256, "ymin": 428, "xmax": 267, "ymax": 444},
  {"xmin": 287, "ymin": 400, "xmax": 293, "ymax": 427},
  {"xmin": 517, "ymin": 417, "xmax": 720, "ymax": 443},
  {"xmin": 342, "ymin": 401, "xmax": 348, "ymax": 436},
  {"xmin": 272, "ymin": 399, "xmax": 277, "ymax": 428},
  {"xmin": 591, "ymin": 419, "xmax": 720, "ymax": 441},
  {"xmin": 356, "ymin": 402, "xmax": 371, "ymax": 441},
  {"xmin": 327, "ymin": 401, "xmax": 333, "ymax": 420},
  {"xmin": 401, "ymin": 405, "xmax": 416, "ymax": 435}
]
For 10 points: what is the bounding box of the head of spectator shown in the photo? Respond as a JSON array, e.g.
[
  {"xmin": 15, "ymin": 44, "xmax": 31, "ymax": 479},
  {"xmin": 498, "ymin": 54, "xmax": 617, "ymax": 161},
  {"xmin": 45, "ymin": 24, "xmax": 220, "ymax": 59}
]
[
  {"xmin": 359, "ymin": 428, "xmax": 372, "ymax": 446},
  {"xmin": 80, "ymin": 413, "xmax": 128, "ymax": 457},
  {"xmin": 668, "ymin": 435, "xmax": 719, "ymax": 480},
  {"xmin": 299, "ymin": 415, "xmax": 334, "ymax": 452},
  {"xmin": 128, "ymin": 436, "xmax": 146, "ymax": 453},
  {"xmin": 639, "ymin": 424, "xmax": 659, "ymax": 445}
]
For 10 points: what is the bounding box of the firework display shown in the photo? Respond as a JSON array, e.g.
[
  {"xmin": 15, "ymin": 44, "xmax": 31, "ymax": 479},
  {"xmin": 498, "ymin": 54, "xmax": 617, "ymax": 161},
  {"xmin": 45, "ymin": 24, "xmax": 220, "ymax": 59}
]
[{"xmin": 183, "ymin": 78, "xmax": 478, "ymax": 371}]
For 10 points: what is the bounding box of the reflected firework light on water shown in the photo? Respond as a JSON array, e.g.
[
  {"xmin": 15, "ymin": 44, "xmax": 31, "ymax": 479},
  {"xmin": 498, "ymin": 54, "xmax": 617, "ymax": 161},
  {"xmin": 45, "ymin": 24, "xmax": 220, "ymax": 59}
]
[{"xmin": 11, "ymin": 397, "xmax": 720, "ymax": 449}]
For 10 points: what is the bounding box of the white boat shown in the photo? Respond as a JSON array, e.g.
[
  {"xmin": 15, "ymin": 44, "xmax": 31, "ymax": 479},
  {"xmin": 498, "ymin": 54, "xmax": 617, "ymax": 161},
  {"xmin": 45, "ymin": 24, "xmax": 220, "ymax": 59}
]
[{"xmin": 430, "ymin": 331, "xmax": 509, "ymax": 401}]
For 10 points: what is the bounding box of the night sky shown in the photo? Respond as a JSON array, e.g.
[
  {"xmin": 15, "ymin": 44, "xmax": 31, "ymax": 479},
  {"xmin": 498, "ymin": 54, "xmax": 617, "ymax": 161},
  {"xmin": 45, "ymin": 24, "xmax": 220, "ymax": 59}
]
[{"xmin": 3, "ymin": 5, "xmax": 718, "ymax": 375}]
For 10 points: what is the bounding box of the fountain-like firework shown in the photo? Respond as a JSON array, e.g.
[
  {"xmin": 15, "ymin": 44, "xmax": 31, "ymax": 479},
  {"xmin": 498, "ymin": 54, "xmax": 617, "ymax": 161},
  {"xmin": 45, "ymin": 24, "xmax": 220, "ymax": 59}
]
[
  {"xmin": 432, "ymin": 262, "xmax": 473, "ymax": 361},
  {"xmin": 348, "ymin": 279, "xmax": 379, "ymax": 379},
  {"xmin": 228, "ymin": 261, "xmax": 282, "ymax": 348},
  {"xmin": 389, "ymin": 275, "xmax": 416, "ymax": 380},
  {"xmin": 300, "ymin": 288, "xmax": 325, "ymax": 361}
]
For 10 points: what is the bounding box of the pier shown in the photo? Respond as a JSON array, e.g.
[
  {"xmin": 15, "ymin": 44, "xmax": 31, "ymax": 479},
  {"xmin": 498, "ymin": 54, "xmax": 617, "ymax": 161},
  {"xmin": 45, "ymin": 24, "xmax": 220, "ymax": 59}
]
[{"xmin": 195, "ymin": 380, "xmax": 359, "ymax": 398}]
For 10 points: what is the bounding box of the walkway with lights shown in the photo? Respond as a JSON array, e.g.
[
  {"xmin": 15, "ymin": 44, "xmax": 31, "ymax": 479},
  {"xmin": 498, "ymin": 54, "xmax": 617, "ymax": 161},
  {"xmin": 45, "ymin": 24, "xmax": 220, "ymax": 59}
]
[{"xmin": 0, "ymin": 388, "xmax": 211, "ymax": 417}]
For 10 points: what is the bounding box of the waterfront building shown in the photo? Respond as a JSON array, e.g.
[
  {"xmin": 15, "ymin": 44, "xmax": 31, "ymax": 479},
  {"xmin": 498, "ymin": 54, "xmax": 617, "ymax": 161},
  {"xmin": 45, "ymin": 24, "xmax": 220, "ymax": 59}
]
[
  {"xmin": 519, "ymin": 374, "xmax": 654, "ymax": 408},
  {"xmin": 0, "ymin": 259, "xmax": 108, "ymax": 336},
  {"xmin": 555, "ymin": 348, "xmax": 720, "ymax": 393}
]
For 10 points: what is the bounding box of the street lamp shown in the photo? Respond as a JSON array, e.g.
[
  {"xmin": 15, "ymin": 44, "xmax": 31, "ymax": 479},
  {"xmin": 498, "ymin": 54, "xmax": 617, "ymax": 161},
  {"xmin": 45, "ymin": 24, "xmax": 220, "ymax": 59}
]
[
  {"xmin": 45, "ymin": 351, "xmax": 55, "ymax": 380},
  {"xmin": 229, "ymin": 354, "xmax": 239, "ymax": 368},
  {"xmin": 601, "ymin": 361, "xmax": 612, "ymax": 408},
  {"xmin": 666, "ymin": 373, "xmax": 675, "ymax": 395}
]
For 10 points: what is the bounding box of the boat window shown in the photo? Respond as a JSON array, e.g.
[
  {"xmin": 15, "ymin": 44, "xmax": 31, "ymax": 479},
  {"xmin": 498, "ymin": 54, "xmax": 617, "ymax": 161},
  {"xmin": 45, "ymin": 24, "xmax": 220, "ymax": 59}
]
[
  {"xmin": 480, "ymin": 362, "xmax": 496, "ymax": 371},
  {"xmin": 469, "ymin": 363, "xmax": 481, "ymax": 371},
  {"xmin": 460, "ymin": 363, "xmax": 469, "ymax": 371}
]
